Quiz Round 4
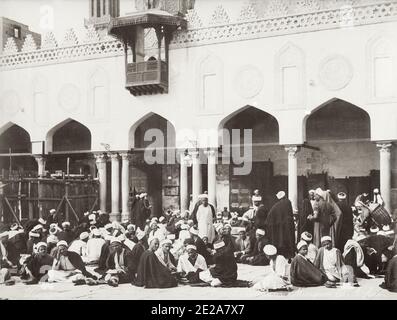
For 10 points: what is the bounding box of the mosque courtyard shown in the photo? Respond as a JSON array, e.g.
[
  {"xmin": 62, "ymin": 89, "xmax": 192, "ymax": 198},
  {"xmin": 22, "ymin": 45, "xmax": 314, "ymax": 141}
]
[{"xmin": 0, "ymin": 264, "xmax": 395, "ymax": 300}]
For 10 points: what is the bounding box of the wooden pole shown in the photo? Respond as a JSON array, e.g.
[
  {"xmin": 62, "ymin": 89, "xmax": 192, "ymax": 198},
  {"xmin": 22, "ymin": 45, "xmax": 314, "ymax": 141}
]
[
  {"xmin": 67, "ymin": 157, "xmax": 70, "ymax": 177},
  {"xmin": 18, "ymin": 180, "xmax": 22, "ymax": 221},
  {"xmin": 28, "ymin": 181, "xmax": 34, "ymax": 220},
  {"xmin": 65, "ymin": 182, "xmax": 70, "ymax": 221}
]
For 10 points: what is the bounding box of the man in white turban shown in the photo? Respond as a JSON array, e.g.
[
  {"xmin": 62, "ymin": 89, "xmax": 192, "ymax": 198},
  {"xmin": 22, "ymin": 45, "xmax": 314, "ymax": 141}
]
[
  {"xmin": 191, "ymin": 194, "xmax": 216, "ymax": 243},
  {"xmin": 177, "ymin": 244, "xmax": 207, "ymax": 284}
]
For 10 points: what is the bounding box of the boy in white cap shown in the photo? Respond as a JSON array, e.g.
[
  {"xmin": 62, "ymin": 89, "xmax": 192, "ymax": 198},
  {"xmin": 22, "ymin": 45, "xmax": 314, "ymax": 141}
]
[
  {"xmin": 244, "ymin": 229, "xmax": 270, "ymax": 266},
  {"xmin": 177, "ymin": 244, "xmax": 207, "ymax": 283},
  {"xmin": 301, "ymin": 232, "xmax": 318, "ymax": 263},
  {"xmin": 290, "ymin": 241, "xmax": 328, "ymax": 287},
  {"xmin": 314, "ymin": 236, "xmax": 345, "ymax": 285},
  {"xmin": 57, "ymin": 221, "xmax": 75, "ymax": 244},
  {"xmin": 23, "ymin": 242, "xmax": 53, "ymax": 285},
  {"xmin": 253, "ymin": 245, "xmax": 291, "ymax": 292}
]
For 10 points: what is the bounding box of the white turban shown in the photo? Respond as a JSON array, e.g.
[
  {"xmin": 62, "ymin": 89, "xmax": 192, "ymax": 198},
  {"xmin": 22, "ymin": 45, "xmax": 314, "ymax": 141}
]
[
  {"xmin": 198, "ymin": 194, "xmax": 208, "ymax": 199},
  {"xmin": 321, "ymin": 236, "xmax": 332, "ymax": 243},
  {"xmin": 62, "ymin": 221, "xmax": 71, "ymax": 228},
  {"xmin": 160, "ymin": 239, "xmax": 172, "ymax": 246},
  {"xmin": 301, "ymin": 232, "xmax": 312, "ymax": 242},
  {"xmin": 57, "ymin": 240, "xmax": 68, "ymax": 248},
  {"xmin": 36, "ymin": 242, "xmax": 47, "ymax": 249},
  {"xmin": 79, "ymin": 232, "xmax": 89, "ymax": 240},
  {"xmin": 256, "ymin": 229, "xmax": 265, "ymax": 236},
  {"xmin": 92, "ymin": 229, "xmax": 101, "ymax": 237},
  {"xmin": 263, "ymin": 245, "xmax": 277, "ymax": 256},
  {"xmin": 315, "ymin": 188, "xmax": 325, "ymax": 199},
  {"xmin": 136, "ymin": 229, "xmax": 146, "ymax": 241},
  {"xmin": 276, "ymin": 191, "xmax": 286, "ymax": 200},
  {"xmin": 186, "ymin": 245, "xmax": 197, "ymax": 251},
  {"xmin": 252, "ymin": 196, "xmax": 262, "ymax": 202},
  {"xmin": 297, "ymin": 240, "xmax": 308, "ymax": 251}
]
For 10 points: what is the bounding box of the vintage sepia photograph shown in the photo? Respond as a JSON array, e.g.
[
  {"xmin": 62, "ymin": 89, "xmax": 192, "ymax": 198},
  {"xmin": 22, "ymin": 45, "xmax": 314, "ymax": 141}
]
[{"xmin": 0, "ymin": 0, "xmax": 397, "ymax": 304}]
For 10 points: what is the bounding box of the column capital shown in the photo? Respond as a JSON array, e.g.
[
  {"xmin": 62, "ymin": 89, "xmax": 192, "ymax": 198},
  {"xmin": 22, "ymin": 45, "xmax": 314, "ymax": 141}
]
[
  {"xmin": 204, "ymin": 148, "xmax": 217, "ymax": 157},
  {"xmin": 285, "ymin": 146, "xmax": 300, "ymax": 156},
  {"xmin": 94, "ymin": 153, "xmax": 107, "ymax": 163},
  {"xmin": 376, "ymin": 142, "xmax": 392, "ymax": 153},
  {"xmin": 119, "ymin": 152, "xmax": 130, "ymax": 161},
  {"xmin": 190, "ymin": 150, "xmax": 200, "ymax": 157},
  {"xmin": 110, "ymin": 153, "xmax": 120, "ymax": 160}
]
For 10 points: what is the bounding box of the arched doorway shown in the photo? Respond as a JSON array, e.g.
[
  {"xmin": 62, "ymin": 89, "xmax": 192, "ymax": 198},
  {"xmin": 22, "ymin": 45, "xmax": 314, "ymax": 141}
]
[
  {"xmin": 219, "ymin": 106, "xmax": 281, "ymax": 213},
  {"xmin": 129, "ymin": 113, "xmax": 177, "ymax": 216},
  {"xmin": 0, "ymin": 123, "xmax": 36, "ymax": 178},
  {"xmin": 46, "ymin": 119, "xmax": 94, "ymax": 177},
  {"xmin": 304, "ymin": 98, "xmax": 376, "ymax": 205}
]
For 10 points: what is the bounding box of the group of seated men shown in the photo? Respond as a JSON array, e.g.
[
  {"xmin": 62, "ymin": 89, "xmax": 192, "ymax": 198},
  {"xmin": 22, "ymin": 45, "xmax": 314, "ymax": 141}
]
[{"xmin": 0, "ymin": 199, "xmax": 396, "ymax": 293}]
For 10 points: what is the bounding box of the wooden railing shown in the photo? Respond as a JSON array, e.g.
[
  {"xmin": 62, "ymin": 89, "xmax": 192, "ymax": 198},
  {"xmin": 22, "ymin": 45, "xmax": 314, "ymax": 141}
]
[{"xmin": 126, "ymin": 60, "xmax": 168, "ymax": 87}]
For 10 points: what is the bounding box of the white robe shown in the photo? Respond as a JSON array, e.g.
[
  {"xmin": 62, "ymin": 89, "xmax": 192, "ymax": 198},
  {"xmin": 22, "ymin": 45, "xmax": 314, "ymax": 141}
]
[
  {"xmin": 177, "ymin": 253, "xmax": 207, "ymax": 274},
  {"xmin": 253, "ymin": 255, "xmax": 291, "ymax": 291},
  {"xmin": 196, "ymin": 205, "xmax": 215, "ymax": 243}
]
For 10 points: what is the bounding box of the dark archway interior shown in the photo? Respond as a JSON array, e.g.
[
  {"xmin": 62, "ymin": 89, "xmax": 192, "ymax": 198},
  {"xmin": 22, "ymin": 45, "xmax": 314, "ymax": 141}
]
[
  {"xmin": 223, "ymin": 106, "xmax": 279, "ymax": 145},
  {"xmin": 134, "ymin": 114, "xmax": 175, "ymax": 149},
  {"xmin": 306, "ymin": 99, "xmax": 370, "ymax": 141},
  {"xmin": 0, "ymin": 125, "xmax": 31, "ymax": 154},
  {"xmin": 52, "ymin": 120, "xmax": 92, "ymax": 152}
]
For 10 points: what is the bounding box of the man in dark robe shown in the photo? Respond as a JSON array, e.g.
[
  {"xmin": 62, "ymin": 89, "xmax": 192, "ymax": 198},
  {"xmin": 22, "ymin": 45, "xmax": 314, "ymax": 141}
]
[
  {"xmin": 290, "ymin": 240, "xmax": 328, "ymax": 287},
  {"xmin": 96, "ymin": 212, "xmax": 110, "ymax": 228},
  {"xmin": 129, "ymin": 231, "xmax": 147, "ymax": 283},
  {"xmin": 243, "ymin": 229, "xmax": 270, "ymax": 266},
  {"xmin": 57, "ymin": 222, "xmax": 75, "ymax": 244},
  {"xmin": 336, "ymin": 192, "xmax": 354, "ymax": 251},
  {"xmin": 189, "ymin": 227, "xmax": 210, "ymax": 264},
  {"xmin": 298, "ymin": 191, "xmax": 314, "ymax": 236},
  {"xmin": 130, "ymin": 194, "xmax": 140, "ymax": 225},
  {"xmin": 380, "ymin": 254, "xmax": 397, "ymax": 292},
  {"xmin": 101, "ymin": 239, "xmax": 135, "ymax": 287},
  {"xmin": 265, "ymin": 191, "xmax": 296, "ymax": 259},
  {"xmin": 254, "ymin": 203, "xmax": 269, "ymax": 231},
  {"xmin": 8, "ymin": 224, "xmax": 27, "ymax": 255},
  {"xmin": 135, "ymin": 238, "xmax": 177, "ymax": 288},
  {"xmin": 199, "ymin": 241, "xmax": 237, "ymax": 287},
  {"xmin": 360, "ymin": 233, "xmax": 393, "ymax": 275},
  {"xmin": 23, "ymin": 242, "xmax": 53, "ymax": 284}
]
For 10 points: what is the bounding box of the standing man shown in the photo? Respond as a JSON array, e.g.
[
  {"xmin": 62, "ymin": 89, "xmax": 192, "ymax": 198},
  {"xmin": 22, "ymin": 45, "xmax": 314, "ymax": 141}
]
[
  {"xmin": 336, "ymin": 192, "xmax": 354, "ymax": 251},
  {"xmin": 310, "ymin": 188, "xmax": 337, "ymax": 248},
  {"xmin": 191, "ymin": 195, "xmax": 216, "ymax": 244},
  {"xmin": 373, "ymin": 188, "xmax": 384, "ymax": 206},
  {"xmin": 265, "ymin": 191, "xmax": 296, "ymax": 259},
  {"xmin": 299, "ymin": 190, "xmax": 315, "ymax": 236}
]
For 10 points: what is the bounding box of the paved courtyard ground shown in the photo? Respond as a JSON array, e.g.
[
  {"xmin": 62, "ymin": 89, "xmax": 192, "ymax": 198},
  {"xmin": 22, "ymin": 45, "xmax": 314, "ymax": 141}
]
[{"xmin": 1, "ymin": 264, "xmax": 396, "ymax": 300}]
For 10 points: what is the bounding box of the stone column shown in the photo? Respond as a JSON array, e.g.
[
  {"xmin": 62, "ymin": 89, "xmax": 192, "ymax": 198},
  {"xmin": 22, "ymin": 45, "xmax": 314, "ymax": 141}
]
[
  {"xmin": 377, "ymin": 142, "xmax": 392, "ymax": 214},
  {"xmin": 110, "ymin": 153, "xmax": 120, "ymax": 221},
  {"xmin": 205, "ymin": 149, "xmax": 217, "ymax": 208},
  {"xmin": 285, "ymin": 146, "xmax": 300, "ymax": 213},
  {"xmin": 191, "ymin": 150, "xmax": 202, "ymax": 204},
  {"xmin": 120, "ymin": 153, "xmax": 130, "ymax": 222},
  {"xmin": 95, "ymin": 153, "xmax": 107, "ymax": 213},
  {"xmin": 34, "ymin": 156, "xmax": 47, "ymax": 177},
  {"xmin": 180, "ymin": 153, "xmax": 189, "ymax": 213}
]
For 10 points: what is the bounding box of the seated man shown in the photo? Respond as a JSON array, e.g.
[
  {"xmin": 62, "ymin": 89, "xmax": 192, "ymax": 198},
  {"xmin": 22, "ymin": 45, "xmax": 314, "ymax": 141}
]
[
  {"xmin": 148, "ymin": 220, "xmax": 166, "ymax": 244},
  {"xmin": 380, "ymin": 253, "xmax": 397, "ymax": 292},
  {"xmin": 343, "ymin": 236, "xmax": 370, "ymax": 280},
  {"xmin": 189, "ymin": 227, "xmax": 210, "ymax": 264},
  {"xmin": 48, "ymin": 241, "xmax": 96, "ymax": 283},
  {"xmin": 177, "ymin": 244, "xmax": 207, "ymax": 284},
  {"xmin": 243, "ymin": 229, "xmax": 269, "ymax": 266},
  {"xmin": 155, "ymin": 239, "xmax": 177, "ymax": 272},
  {"xmin": 234, "ymin": 229, "xmax": 252, "ymax": 263},
  {"xmin": 199, "ymin": 241, "xmax": 238, "ymax": 287},
  {"xmin": 253, "ymin": 245, "xmax": 291, "ymax": 292},
  {"xmin": 135, "ymin": 238, "xmax": 178, "ymax": 288},
  {"xmin": 23, "ymin": 242, "xmax": 53, "ymax": 284},
  {"xmin": 68, "ymin": 232, "xmax": 89, "ymax": 262},
  {"xmin": 86, "ymin": 228, "xmax": 106, "ymax": 264},
  {"xmin": 103, "ymin": 239, "xmax": 135, "ymax": 287},
  {"xmin": 314, "ymin": 236, "xmax": 350, "ymax": 286},
  {"xmin": 290, "ymin": 240, "xmax": 328, "ymax": 287},
  {"xmin": 0, "ymin": 231, "xmax": 18, "ymax": 285},
  {"xmin": 129, "ymin": 229, "xmax": 147, "ymax": 283}
]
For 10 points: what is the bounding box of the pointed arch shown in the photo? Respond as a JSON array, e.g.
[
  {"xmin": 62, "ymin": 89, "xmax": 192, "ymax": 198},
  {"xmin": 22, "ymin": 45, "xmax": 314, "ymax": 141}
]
[
  {"xmin": 46, "ymin": 118, "xmax": 92, "ymax": 153},
  {"xmin": 128, "ymin": 112, "xmax": 176, "ymax": 149},
  {"xmin": 0, "ymin": 122, "xmax": 31, "ymax": 154},
  {"xmin": 303, "ymin": 98, "xmax": 371, "ymax": 142},
  {"xmin": 218, "ymin": 105, "xmax": 280, "ymax": 146}
]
